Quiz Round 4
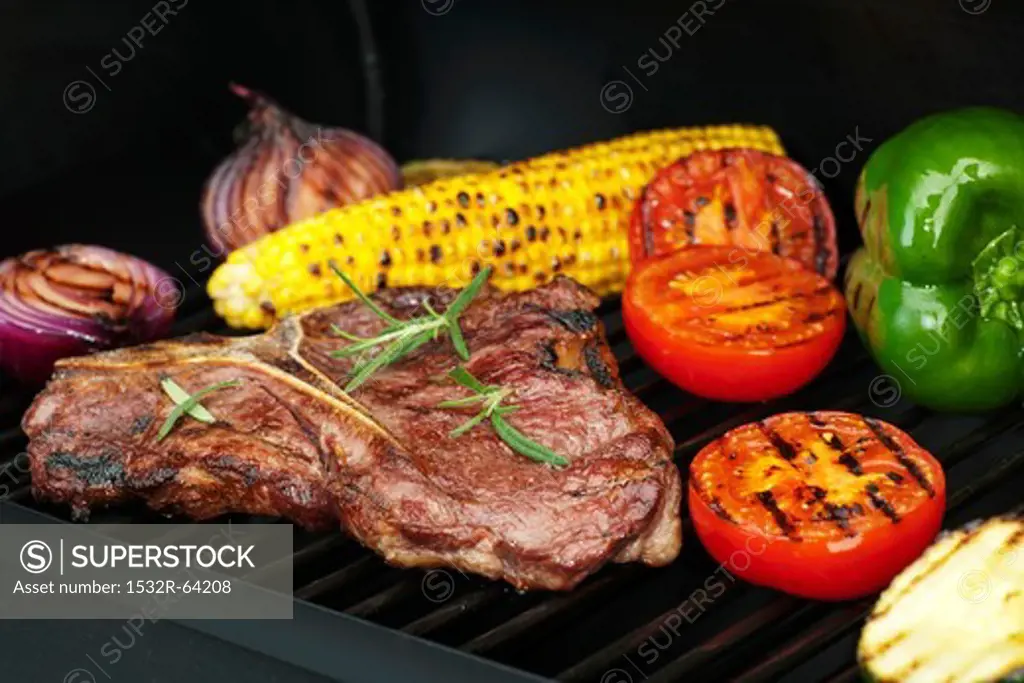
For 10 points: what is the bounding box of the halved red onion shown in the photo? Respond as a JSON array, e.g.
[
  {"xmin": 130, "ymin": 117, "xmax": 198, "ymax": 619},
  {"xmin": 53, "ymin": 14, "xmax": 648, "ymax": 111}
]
[{"xmin": 0, "ymin": 245, "xmax": 178, "ymax": 386}]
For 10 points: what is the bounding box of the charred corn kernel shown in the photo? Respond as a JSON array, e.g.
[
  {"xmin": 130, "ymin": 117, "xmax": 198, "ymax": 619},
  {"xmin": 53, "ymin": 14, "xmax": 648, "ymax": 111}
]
[{"xmin": 209, "ymin": 125, "xmax": 784, "ymax": 328}]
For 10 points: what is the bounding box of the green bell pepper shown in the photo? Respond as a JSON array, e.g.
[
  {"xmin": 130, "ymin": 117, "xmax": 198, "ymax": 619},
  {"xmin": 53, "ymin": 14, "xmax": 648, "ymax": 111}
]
[{"xmin": 846, "ymin": 107, "xmax": 1024, "ymax": 412}]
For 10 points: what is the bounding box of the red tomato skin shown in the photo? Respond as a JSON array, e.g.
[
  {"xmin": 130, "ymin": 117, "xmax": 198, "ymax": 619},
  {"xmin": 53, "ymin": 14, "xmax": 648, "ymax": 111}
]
[
  {"xmin": 688, "ymin": 483, "xmax": 946, "ymax": 601},
  {"xmin": 627, "ymin": 149, "xmax": 839, "ymax": 278},
  {"xmin": 622, "ymin": 291, "xmax": 846, "ymax": 402}
]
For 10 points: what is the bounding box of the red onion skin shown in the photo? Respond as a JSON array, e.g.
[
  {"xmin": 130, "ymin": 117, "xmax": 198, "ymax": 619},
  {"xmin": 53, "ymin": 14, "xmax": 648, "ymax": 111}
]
[
  {"xmin": 0, "ymin": 246, "xmax": 177, "ymax": 387},
  {"xmin": 0, "ymin": 323, "xmax": 97, "ymax": 388},
  {"xmin": 201, "ymin": 84, "xmax": 402, "ymax": 254}
]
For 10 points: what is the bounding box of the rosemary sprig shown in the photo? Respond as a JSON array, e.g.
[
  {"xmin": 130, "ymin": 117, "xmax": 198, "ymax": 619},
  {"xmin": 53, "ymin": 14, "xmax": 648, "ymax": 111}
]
[
  {"xmin": 329, "ymin": 264, "xmax": 491, "ymax": 392},
  {"xmin": 157, "ymin": 378, "xmax": 241, "ymax": 442},
  {"xmin": 439, "ymin": 367, "xmax": 569, "ymax": 468}
]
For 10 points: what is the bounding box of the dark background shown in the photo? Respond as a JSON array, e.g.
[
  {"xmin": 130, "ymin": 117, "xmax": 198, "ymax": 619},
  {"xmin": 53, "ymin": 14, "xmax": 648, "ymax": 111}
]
[{"xmin": 3, "ymin": 0, "xmax": 1023, "ymax": 272}]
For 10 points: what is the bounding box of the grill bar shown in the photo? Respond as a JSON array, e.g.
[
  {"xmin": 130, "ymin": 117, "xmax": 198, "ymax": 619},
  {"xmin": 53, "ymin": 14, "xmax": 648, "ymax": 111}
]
[
  {"xmin": 557, "ymin": 583, "xmax": 759, "ymax": 682},
  {"xmin": 828, "ymin": 666, "xmax": 861, "ymax": 683},
  {"xmin": 461, "ymin": 571, "xmax": 626, "ymax": 655},
  {"xmin": 292, "ymin": 534, "xmax": 347, "ymax": 564},
  {"xmin": 645, "ymin": 601, "xmax": 818, "ymax": 683},
  {"xmin": 948, "ymin": 445, "xmax": 1024, "ymax": 509},
  {"xmin": 0, "ymin": 428, "xmax": 25, "ymax": 449},
  {"xmin": 5, "ymin": 486, "xmax": 30, "ymax": 502},
  {"xmin": 403, "ymin": 584, "xmax": 508, "ymax": 638},
  {"xmin": 729, "ymin": 604, "xmax": 871, "ymax": 683},
  {"xmin": 347, "ymin": 579, "xmax": 423, "ymax": 619},
  {"xmin": 295, "ymin": 555, "xmax": 382, "ymax": 600}
]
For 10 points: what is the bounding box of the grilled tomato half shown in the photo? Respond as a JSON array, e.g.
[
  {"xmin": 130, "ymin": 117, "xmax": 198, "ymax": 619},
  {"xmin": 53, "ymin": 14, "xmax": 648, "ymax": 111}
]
[
  {"xmin": 689, "ymin": 411, "xmax": 946, "ymax": 601},
  {"xmin": 622, "ymin": 246, "xmax": 845, "ymax": 402},
  {"xmin": 629, "ymin": 148, "xmax": 839, "ymax": 278}
]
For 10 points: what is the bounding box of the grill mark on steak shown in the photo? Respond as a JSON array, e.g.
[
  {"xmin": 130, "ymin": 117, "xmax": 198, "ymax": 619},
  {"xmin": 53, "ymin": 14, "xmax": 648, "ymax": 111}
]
[
  {"xmin": 529, "ymin": 305, "xmax": 599, "ymax": 333},
  {"xmin": 128, "ymin": 466, "xmax": 178, "ymax": 490},
  {"xmin": 46, "ymin": 451, "xmax": 125, "ymax": 487},
  {"xmin": 538, "ymin": 341, "xmax": 560, "ymax": 368},
  {"xmin": 210, "ymin": 455, "xmax": 261, "ymax": 486},
  {"xmin": 537, "ymin": 335, "xmax": 616, "ymax": 390},
  {"xmin": 584, "ymin": 343, "xmax": 616, "ymax": 389},
  {"xmin": 129, "ymin": 415, "xmax": 154, "ymax": 435},
  {"xmin": 24, "ymin": 278, "xmax": 682, "ymax": 591}
]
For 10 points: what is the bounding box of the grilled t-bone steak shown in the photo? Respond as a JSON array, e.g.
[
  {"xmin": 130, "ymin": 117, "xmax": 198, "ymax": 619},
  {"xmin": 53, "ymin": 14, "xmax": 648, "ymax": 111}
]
[{"xmin": 23, "ymin": 277, "xmax": 682, "ymax": 590}]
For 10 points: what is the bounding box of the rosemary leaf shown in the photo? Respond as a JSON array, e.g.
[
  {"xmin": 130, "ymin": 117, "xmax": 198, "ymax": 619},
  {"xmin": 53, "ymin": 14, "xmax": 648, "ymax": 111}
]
[
  {"xmin": 329, "ymin": 263, "xmax": 402, "ymax": 325},
  {"xmin": 345, "ymin": 336, "xmax": 410, "ymax": 392},
  {"xmin": 447, "ymin": 366, "xmax": 489, "ymax": 393},
  {"xmin": 331, "ymin": 345, "xmax": 372, "ymax": 359},
  {"xmin": 330, "ymin": 324, "xmax": 369, "ymax": 343},
  {"xmin": 450, "ymin": 410, "xmax": 489, "ymax": 438},
  {"xmin": 444, "ymin": 266, "xmax": 492, "ymax": 321},
  {"xmin": 330, "ymin": 265, "xmax": 490, "ymax": 389},
  {"xmin": 157, "ymin": 380, "xmax": 241, "ymax": 442},
  {"xmin": 491, "ymin": 414, "xmax": 569, "ymax": 467},
  {"xmin": 437, "ymin": 394, "xmax": 490, "ymax": 409},
  {"xmin": 438, "ymin": 366, "xmax": 569, "ymax": 468},
  {"xmin": 160, "ymin": 378, "xmax": 215, "ymax": 422},
  {"xmin": 346, "ymin": 328, "xmax": 434, "ymax": 392},
  {"xmin": 448, "ymin": 322, "xmax": 470, "ymax": 360},
  {"xmin": 330, "ymin": 323, "xmax": 437, "ymax": 357}
]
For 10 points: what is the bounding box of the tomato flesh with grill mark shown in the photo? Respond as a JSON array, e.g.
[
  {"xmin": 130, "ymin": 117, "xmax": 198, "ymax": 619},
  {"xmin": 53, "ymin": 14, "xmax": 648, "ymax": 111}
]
[
  {"xmin": 689, "ymin": 411, "xmax": 946, "ymax": 601},
  {"xmin": 629, "ymin": 149, "xmax": 839, "ymax": 279},
  {"xmin": 623, "ymin": 246, "xmax": 846, "ymax": 402}
]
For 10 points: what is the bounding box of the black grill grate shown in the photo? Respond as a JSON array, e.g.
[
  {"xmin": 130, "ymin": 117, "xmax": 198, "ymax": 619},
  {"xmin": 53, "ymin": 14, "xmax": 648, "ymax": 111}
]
[{"xmin": 1, "ymin": 284, "xmax": 1021, "ymax": 683}]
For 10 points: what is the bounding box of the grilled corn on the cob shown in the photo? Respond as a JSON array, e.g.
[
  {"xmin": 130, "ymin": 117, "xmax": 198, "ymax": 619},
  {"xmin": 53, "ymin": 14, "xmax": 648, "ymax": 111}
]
[{"xmin": 210, "ymin": 124, "xmax": 785, "ymax": 328}]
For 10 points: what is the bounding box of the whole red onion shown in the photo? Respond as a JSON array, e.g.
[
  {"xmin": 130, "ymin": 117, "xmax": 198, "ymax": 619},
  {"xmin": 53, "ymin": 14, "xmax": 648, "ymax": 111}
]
[
  {"xmin": 201, "ymin": 84, "xmax": 402, "ymax": 254},
  {"xmin": 0, "ymin": 245, "xmax": 178, "ymax": 386}
]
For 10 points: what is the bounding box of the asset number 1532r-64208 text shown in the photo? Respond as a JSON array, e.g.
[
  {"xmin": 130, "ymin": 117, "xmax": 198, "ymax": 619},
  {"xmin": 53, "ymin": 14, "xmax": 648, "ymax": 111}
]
[{"xmin": 126, "ymin": 579, "xmax": 232, "ymax": 594}]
